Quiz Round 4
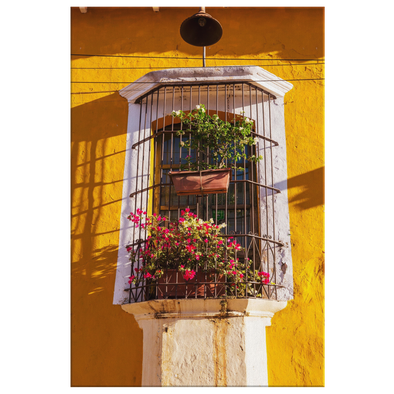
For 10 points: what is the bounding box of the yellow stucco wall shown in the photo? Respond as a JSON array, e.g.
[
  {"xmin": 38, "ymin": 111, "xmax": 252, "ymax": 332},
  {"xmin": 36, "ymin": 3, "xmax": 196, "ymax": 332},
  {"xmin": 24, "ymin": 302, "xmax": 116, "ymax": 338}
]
[{"xmin": 71, "ymin": 6, "xmax": 324, "ymax": 386}]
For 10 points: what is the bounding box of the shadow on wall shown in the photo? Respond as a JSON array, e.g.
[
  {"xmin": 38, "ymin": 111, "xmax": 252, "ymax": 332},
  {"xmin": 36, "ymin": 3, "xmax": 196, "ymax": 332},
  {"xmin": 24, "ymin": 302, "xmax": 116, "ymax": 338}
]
[
  {"xmin": 71, "ymin": 7, "xmax": 324, "ymax": 61},
  {"xmin": 71, "ymin": 93, "xmax": 127, "ymax": 277},
  {"xmin": 71, "ymin": 93, "xmax": 143, "ymax": 386},
  {"xmin": 276, "ymin": 167, "xmax": 324, "ymax": 210}
]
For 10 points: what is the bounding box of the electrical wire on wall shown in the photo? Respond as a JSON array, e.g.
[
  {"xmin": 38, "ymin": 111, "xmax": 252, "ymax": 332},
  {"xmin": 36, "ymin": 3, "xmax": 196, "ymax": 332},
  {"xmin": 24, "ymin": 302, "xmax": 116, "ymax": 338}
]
[{"xmin": 71, "ymin": 53, "xmax": 324, "ymax": 95}]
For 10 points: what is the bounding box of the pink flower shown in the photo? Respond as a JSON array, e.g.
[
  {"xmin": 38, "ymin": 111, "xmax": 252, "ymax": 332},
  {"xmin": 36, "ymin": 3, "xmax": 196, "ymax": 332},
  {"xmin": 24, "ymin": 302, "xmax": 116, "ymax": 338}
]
[
  {"xmin": 239, "ymin": 273, "xmax": 244, "ymax": 279},
  {"xmin": 183, "ymin": 269, "xmax": 196, "ymax": 281},
  {"xmin": 181, "ymin": 210, "xmax": 185, "ymax": 215},
  {"xmin": 258, "ymin": 271, "xmax": 270, "ymax": 284},
  {"xmin": 185, "ymin": 208, "xmax": 190, "ymax": 212},
  {"xmin": 196, "ymin": 255, "xmax": 200, "ymax": 260},
  {"xmin": 126, "ymin": 247, "xmax": 132, "ymax": 252},
  {"xmin": 204, "ymin": 239, "xmax": 209, "ymax": 243}
]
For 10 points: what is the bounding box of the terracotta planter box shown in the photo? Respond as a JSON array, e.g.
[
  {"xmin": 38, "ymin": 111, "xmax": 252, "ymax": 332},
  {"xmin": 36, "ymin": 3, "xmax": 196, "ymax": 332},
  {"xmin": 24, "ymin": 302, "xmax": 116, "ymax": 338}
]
[
  {"xmin": 168, "ymin": 168, "xmax": 232, "ymax": 195},
  {"xmin": 157, "ymin": 269, "xmax": 225, "ymax": 299}
]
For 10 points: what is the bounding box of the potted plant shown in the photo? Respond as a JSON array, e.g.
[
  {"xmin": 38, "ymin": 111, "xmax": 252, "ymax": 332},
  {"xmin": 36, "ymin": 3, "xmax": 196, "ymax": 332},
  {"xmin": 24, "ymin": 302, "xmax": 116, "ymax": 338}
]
[
  {"xmin": 169, "ymin": 104, "xmax": 263, "ymax": 195},
  {"xmin": 126, "ymin": 209, "xmax": 274, "ymax": 299}
]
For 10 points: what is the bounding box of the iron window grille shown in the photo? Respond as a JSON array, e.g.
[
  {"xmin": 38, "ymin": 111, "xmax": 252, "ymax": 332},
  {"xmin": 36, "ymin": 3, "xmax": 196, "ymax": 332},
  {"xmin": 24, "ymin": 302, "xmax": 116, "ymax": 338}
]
[{"xmin": 125, "ymin": 82, "xmax": 285, "ymax": 303}]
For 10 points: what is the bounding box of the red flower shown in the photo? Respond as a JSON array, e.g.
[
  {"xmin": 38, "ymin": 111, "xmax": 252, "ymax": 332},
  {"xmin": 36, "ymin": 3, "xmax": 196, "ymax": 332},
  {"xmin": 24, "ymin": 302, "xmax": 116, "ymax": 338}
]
[
  {"xmin": 258, "ymin": 271, "xmax": 270, "ymax": 284},
  {"xmin": 183, "ymin": 269, "xmax": 196, "ymax": 281},
  {"xmin": 128, "ymin": 275, "xmax": 135, "ymax": 284}
]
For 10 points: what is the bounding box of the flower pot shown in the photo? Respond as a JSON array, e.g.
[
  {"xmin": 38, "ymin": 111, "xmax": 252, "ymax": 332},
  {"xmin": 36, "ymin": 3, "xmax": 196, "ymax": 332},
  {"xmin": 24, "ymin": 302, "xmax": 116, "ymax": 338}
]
[
  {"xmin": 157, "ymin": 269, "xmax": 225, "ymax": 299},
  {"xmin": 168, "ymin": 168, "xmax": 232, "ymax": 196}
]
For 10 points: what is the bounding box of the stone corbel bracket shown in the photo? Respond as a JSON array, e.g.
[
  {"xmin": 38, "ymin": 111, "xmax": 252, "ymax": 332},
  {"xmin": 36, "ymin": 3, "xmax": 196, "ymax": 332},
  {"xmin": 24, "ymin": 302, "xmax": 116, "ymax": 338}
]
[{"xmin": 122, "ymin": 298, "xmax": 287, "ymax": 386}]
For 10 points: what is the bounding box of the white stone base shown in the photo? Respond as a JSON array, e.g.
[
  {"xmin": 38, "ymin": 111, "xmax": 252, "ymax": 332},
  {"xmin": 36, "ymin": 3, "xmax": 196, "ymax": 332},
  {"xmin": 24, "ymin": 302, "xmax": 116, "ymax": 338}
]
[{"xmin": 122, "ymin": 298, "xmax": 287, "ymax": 386}]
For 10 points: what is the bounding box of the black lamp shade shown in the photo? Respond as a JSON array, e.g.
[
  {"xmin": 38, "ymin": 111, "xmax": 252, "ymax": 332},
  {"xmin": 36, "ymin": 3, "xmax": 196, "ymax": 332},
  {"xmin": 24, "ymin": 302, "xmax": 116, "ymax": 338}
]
[{"xmin": 180, "ymin": 11, "xmax": 223, "ymax": 47}]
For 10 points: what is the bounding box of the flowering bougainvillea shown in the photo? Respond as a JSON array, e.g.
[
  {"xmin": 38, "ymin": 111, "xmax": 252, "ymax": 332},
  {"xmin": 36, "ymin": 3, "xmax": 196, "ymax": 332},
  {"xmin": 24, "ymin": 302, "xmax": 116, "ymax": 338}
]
[{"xmin": 126, "ymin": 209, "xmax": 275, "ymax": 297}]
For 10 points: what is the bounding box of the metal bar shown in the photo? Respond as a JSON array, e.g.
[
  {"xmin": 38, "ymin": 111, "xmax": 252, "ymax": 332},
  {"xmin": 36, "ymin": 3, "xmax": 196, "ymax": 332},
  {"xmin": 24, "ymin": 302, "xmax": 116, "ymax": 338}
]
[
  {"xmin": 268, "ymin": 94, "xmax": 277, "ymax": 299},
  {"xmin": 231, "ymin": 179, "xmax": 281, "ymax": 193},
  {"xmin": 162, "ymin": 87, "xmax": 170, "ymax": 270},
  {"xmin": 145, "ymin": 92, "xmax": 153, "ymax": 219},
  {"xmin": 233, "ymin": 83, "xmax": 237, "ymax": 260},
  {"xmin": 135, "ymin": 82, "xmax": 277, "ymax": 104},
  {"xmin": 132, "ymin": 130, "xmax": 180, "ymax": 150},
  {"xmin": 177, "ymin": 86, "xmax": 183, "ymax": 219},
  {"xmin": 250, "ymin": 132, "xmax": 279, "ymax": 146},
  {"xmin": 253, "ymin": 87, "xmax": 258, "ymax": 284},
  {"xmin": 188, "ymin": 85, "xmax": 192, "ymax": 210},
  {"xmin": 152, "ymin": 90, "xmax": 160, "ymax": 213},
  {"xmin": 241, "ymin": 83, "xmax": 248, "ymax": 296},
  {"xmin": 169, "ymin": 87, "xmax": 175, "ymax": 219},
  {"xmin": 206, "ymin": 84, "xmax": 209, "ymax": 222},
  {"xmin": 224, "ymin": 84, "xmax": 228, "ymax": 239},
  {"xmin": 212, "ymin": 83, "xmax": 219, "ymax": 293},
  {"xmin": 133, "ymin": 100, "xmax": 143, "ymax": 246},
  {"xmin": 262, "ymin": 91, "xmax": 269, "ymax": 275},
  {"xmin": 138, "ymin": 96, "xmax": 148, "ymax": 243}
]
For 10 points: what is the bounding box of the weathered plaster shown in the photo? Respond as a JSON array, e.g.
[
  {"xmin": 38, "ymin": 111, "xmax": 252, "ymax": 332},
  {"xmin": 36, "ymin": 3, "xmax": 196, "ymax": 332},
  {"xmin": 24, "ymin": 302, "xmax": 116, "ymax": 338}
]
[{"xmin": 122, "ymin": 299, "xmax": 287, "ymax": 386}]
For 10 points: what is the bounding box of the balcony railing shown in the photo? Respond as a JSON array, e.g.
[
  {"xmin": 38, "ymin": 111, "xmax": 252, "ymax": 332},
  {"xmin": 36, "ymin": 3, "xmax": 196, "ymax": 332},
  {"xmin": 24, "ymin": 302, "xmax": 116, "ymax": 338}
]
[{"xmin": 125, "ymin": 82, "xmax": 284, "ymax": 303}]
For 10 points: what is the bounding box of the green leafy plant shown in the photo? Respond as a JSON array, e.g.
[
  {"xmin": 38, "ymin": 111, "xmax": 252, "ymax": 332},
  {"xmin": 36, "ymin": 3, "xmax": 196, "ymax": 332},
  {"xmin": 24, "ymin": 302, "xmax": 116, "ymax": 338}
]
[{"xmin": 171, "ymin": 104, "xmax": 263, "ymax": 171}]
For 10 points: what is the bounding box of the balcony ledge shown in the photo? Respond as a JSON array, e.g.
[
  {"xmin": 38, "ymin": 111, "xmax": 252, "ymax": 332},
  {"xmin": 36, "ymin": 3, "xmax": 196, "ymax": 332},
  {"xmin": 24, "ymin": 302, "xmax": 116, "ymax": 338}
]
[{"xmin": 122, "ymin": 298, "xmax": 287, "ymax": 322}]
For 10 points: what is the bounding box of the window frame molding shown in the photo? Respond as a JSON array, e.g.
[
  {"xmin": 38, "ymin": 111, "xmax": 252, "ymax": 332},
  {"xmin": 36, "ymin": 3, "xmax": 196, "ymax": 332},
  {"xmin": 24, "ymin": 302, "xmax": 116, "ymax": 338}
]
[{"xmin": 114, "ymin": 66, "xmax": 294, "ymax": 305}]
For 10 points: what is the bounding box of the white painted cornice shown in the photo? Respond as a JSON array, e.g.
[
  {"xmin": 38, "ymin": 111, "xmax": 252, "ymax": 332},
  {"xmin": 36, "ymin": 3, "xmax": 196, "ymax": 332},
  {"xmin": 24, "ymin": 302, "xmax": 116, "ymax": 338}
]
[{"xmin": 119, "ymin": 66, "xmax": 293, "ymax": 104}]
